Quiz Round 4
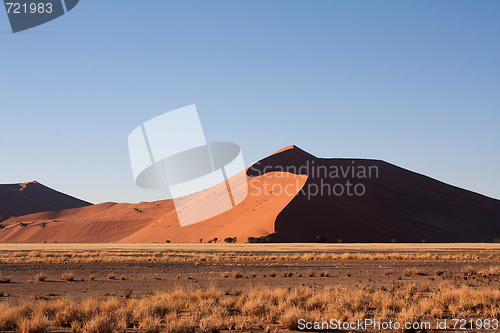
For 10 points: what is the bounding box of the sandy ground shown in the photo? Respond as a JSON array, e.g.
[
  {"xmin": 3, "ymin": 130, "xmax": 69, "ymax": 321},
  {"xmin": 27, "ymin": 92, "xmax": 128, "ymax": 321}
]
[{"xmin": 0, "ymin": 243, "xmax": 498, "ymax": 303}]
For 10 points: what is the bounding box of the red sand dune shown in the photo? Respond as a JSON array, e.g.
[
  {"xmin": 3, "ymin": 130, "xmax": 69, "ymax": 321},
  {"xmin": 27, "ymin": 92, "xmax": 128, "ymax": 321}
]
[
  {"xmin": 248, "ymin": 146, "xmax": 500, "ymax": 242},
  {"xmin": 1, "ymin": 145, "xmax": 499, "ymax": 243},
  {"xmin": 0, "ymin": 158, "xmax": 306, "ymax": 243},
  {"xmin": 0, "ymin": 181, "xmax": 91, "ymax": 218}
]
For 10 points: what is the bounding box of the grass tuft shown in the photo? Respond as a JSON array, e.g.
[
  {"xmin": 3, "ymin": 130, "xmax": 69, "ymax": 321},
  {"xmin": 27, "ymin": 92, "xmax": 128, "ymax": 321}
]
[
  {"xmin": 61, "ymin": 272, "xmax": 75, "ymax": 281},
  {"xmin": 35, "ymin": 273, "xmax": 47, "ymax": 282}
]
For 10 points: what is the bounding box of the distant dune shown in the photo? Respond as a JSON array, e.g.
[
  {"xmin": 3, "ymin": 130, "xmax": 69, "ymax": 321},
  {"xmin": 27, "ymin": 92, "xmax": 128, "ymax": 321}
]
[
  {"xmin": 0, "ymin": 181, "xmax": 92, "ymax": 218},
  {"xmin": 1, "ymin": 146, "xmax": 499, "ymax": 243}
]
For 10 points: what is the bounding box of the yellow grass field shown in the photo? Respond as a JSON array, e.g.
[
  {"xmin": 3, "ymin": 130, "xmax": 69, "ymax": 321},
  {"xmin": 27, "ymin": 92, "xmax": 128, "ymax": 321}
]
[{"xmin": 0, "ymin": 243, "xmax": 499, "ymax": 332}]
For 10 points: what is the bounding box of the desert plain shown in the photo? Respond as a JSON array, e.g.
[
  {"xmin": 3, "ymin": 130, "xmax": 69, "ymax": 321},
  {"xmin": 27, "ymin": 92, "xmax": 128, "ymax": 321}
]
[{"xmin": 0, "ymin": 243, "xmax": 499, "ymax": 332}]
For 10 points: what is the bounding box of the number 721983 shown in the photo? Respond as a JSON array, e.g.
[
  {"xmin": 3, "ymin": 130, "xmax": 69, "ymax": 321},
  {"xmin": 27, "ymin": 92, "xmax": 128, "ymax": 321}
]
[
  {"xmin": 5, "ymin": 2, "xmax": 53, "ymax": 14},
  {"xmin": 451, "ymin": 319, "xmax": 499, "ymax": 330}
]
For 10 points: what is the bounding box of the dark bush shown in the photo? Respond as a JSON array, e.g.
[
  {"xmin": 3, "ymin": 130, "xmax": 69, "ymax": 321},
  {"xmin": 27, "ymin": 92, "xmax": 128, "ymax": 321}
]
[
  {"xmin": 247, "ymin": 236, "xmax": 271, "ymax": 243},
  {"xmin": 316, "ymin": 234, "xmax": 327, "ymax": 243}
]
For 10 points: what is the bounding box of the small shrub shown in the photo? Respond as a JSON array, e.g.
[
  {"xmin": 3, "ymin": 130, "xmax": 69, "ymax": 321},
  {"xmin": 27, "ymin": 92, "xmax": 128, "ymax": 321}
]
[
  {"xmin": 247, "ymin": 236, "xmax": 271, "ymax": 243},
  {"xmin": 27, "ymin": 251, "xmax": 41, "ymax": 258},
  {"xmin": 35, "ymin": 273, "xmax": 47, "ymax": 282},
  {"xmin": 164, "ymin": 316, "xmax": 196, "ymax": 333},
  {"xmin": 17, "ymin": 314, "xmax": 49, "ymax": 333},
  {"xmin": 82, "ymin": 315, "xmax": 115, "ymax": 333},
  {"xmin": 316, "ymin": 234, "xmax": 327, "ymax": 243},
  {"xmin": 434, "ymin": 270, "xmax": 445, "ymax": 277},
  {"xmin": 0, "ymin": 274, "xmax": 12, "ymax": 283},
  {"xmin": 224, "ymin": 237, "xmax": 237, "ymax": 244},
  {"xmin": 139, "ymin": 316, "xmax": 160, "ymax": 333},
  {"xmin": 61, "ymin": 272, "xmax": 74, "ymax": 281},
  {"xmin": 200, "ymin": 315, "xmax": 223, "ymax": 333},
  {"xmin": 123, "ymin": 288, "xmax": 133, "ymax": 299},
  {"xmin": 280, "ymin": 307, "xmax": 301, "ymax": 330},
  {"xmin": 462, "ymin": 266, "xmax": 476, "ymax": 276},
  {"xmin": 404, "ymin": 268, "xmax": 426, "ymax": 277}
]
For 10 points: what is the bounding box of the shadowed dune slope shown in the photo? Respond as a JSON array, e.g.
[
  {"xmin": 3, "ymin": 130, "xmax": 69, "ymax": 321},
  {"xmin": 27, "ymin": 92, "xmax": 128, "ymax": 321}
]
[
  {"xmin": 247, "ymin": 146, "xmax": 500, "ymax": 242},
  {"xmin": 0, "ymin": 181, "xmax": 92, "ymax": 218}
]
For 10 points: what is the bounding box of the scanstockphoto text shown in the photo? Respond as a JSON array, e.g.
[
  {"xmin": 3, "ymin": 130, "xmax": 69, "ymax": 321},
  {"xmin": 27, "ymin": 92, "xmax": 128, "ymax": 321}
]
[
  {"xmin": 248, "ymin": 160, "xmax": 379, "ymax": 199},
  {"xmin": 297, "ymin": 317, "xmax": 499, "ymax": 331}
]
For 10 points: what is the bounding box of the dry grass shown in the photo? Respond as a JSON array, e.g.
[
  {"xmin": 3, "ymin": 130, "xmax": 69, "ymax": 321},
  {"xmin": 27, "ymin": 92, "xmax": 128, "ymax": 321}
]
[
  {"xmin": 435, "ymin": 269, "xmax": 445, "ymax": 276},
  {"xmin": 0, "ymin": 273, "xmax": 12, "ymax": 283},
  {"xmin": 0, "ymin": 244, "xmax": 498, "ymax": 332},
  {"xmin": 60, "ymin": 272, "xmax": 74, "ymax": 281},
  {"xmin": 123, "ymin": 288, "xmax": 133, "ymax": 299},
  {"xmin": 1, "ymin": 247, "xmax": 499, "ymax": 265},
  {"xmin": 319, "ymin": 270, "xmax": 330, "ymax": 277},
  {"xmin": 139, "ymin": 315, "xmax": 161, "ymax": 333},
  {"xmin": 81, "ymin": 315, "xmax": 116, "ymax": 333},
  {"xmin": 35, "ymin": 273, "xmax": 47, "ymax": 282},
  {"xmin": 404, "ymin": 268, "xmax": 427, "ymax": 276},
  {"xmin": 17, "ymin": 314, "xmax": 50, "ymax": 333},
  {"xmin": 0, "ymin": 283, "xmax": 497, "ymax": 332}
]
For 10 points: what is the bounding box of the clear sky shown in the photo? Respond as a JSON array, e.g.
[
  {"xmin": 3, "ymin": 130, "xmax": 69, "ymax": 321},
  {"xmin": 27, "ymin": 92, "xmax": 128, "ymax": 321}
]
[{"xmin": 1, "ymin": 0, "xmax": 499, "ymax": 204}]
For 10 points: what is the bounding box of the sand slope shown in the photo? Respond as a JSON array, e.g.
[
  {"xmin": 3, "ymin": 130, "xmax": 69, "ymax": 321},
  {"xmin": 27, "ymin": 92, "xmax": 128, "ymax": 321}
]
[
  {"xmin": 0, "ymin": 168, "xmax": 306, "ymax": 243},
  {"xmin": 0, "ymin": 181, "xmax": 92, "ymax": 218}
]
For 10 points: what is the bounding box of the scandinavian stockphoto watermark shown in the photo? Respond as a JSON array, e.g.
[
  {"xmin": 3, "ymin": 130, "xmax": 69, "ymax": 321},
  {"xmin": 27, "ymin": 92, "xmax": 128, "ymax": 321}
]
[
  {"xmin": 248, "ymin": 159, "xmax": 379, "ymax": 199},
  {"xmin": 128, "ymin": 105, "xmax": 248, "ymax": 227},
  {"xmin": 3, "ymin": 0, "xmax": 79, "ymax": 33}
]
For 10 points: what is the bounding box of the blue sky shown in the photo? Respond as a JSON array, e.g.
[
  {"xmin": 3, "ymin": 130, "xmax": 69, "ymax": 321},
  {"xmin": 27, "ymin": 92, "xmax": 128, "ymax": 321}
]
[{"xmin": 1, "ymin": 0, "xmax": 499, "ymax": 203}]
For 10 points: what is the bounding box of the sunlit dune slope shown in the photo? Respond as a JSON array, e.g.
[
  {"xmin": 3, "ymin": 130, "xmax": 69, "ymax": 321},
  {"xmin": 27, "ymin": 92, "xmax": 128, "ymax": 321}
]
[{"xmin": 0, "ymin": 162, "xmax": 306, "ymax": 243}]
